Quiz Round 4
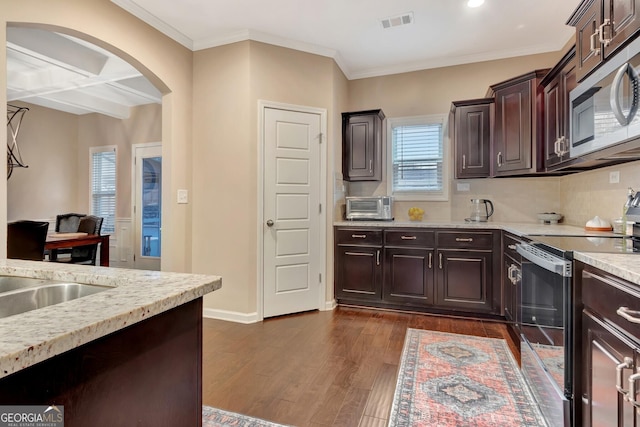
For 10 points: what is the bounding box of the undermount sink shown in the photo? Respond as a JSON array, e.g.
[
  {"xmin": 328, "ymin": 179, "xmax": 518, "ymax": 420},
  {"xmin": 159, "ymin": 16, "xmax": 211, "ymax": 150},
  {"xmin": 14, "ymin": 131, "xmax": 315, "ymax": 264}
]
[{"xmin": 0, "ymin": 277, "xmax": 111, "ymax": 319}]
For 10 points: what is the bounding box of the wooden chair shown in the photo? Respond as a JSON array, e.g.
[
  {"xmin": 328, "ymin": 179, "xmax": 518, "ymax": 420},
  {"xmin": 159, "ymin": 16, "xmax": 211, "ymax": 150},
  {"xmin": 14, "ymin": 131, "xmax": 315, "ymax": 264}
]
[
  {"xmin": 69, "ymin": 216, "xmax": 104, "ymax": 265},
  {"xmin": 7, "ymin": 220, "xmax": 49, "ymax": 261}
]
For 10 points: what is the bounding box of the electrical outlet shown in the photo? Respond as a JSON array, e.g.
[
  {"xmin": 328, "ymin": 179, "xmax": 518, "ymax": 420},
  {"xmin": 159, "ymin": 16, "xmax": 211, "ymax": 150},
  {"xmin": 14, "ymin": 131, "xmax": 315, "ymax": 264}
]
[
  {"xmin": 610, "ymin": 171, "xmax": 620, "ymax": 184},
  {"xmin": 177, "ymin": 189, "xmax": 188, "ymax": 204},
  {"xmin": 457, "ymin": 182, "xmax": 470, "ymax": 192}
]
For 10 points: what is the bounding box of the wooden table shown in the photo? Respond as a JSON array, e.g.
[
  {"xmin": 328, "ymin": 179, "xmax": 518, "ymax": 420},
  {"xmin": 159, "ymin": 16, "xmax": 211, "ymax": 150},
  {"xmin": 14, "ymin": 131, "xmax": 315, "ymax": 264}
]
[{"xmin": 46, "ymin": 234, "xmax": 110, "ymax": 267}]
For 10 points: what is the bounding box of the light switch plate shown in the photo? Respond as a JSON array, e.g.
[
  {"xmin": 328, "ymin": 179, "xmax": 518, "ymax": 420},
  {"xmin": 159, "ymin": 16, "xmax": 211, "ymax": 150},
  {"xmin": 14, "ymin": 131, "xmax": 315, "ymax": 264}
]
[
  {"xmin": 610, "ymin": 171, "xmax": 620, "ymax": 184},
  {"xmin": 177, "ymin": 189, "xmax": 188, "ymax": 204}
]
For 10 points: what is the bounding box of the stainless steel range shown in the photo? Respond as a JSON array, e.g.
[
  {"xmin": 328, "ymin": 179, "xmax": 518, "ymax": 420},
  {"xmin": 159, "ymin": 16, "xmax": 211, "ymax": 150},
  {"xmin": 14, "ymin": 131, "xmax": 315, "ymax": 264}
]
[{"xmin": 517, "ymin": 234, "xmax": 640, "ymax": 427}]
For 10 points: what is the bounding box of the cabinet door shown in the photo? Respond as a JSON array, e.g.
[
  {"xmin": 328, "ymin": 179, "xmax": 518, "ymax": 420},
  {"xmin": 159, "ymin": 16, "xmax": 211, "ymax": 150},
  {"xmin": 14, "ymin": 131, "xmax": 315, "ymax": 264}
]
[
  {"xmin": 453, "ymin": 102, "xmax": 492, "ymax": 178},
  {"xmin": 335, "ymin": 245, "xmax": 382, "ymax": 301},
  {"xmin": 383, "ymin": 247, "xmax": 434, "ymax": 306},
  {"xmin": 342, "ymin": 111, "xmax": 384, "ymax": 181},
  {"xmin": 493, "ymin": 80, "xmax": 532, "ymax": 175},
  {"xmin": 582, "ymin": 311, "xmax": 639, "ymax": 427},
  {"xmin": 436, "ymin": 250, "xmax": 492, "ymax": 312},
  {"xmin": 604, "ymin": 0, "xmax": 640, "ymax": 59},
  {"xmin": 575, "ymin": 0, "xmax": 603, "ymax": 82},
  {"xmin": 545, "ymin": 52, "xmax": 578, "ymax": 170}
]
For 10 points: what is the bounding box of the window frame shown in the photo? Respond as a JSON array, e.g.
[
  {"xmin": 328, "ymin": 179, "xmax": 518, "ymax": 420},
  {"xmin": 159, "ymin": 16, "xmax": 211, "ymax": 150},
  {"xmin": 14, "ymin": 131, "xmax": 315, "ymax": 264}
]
[
  {"xmin": 386, "ymin": 114, "xmax": 449, "ymax": 202},
  {"xmin": 89, "ymin": 145, "xmax": 117, "ymax": 235}
]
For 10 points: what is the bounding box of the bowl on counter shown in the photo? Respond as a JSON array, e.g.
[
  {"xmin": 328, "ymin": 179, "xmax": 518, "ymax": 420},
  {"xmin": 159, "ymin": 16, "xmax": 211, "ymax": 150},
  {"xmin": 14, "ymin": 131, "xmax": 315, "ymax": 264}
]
[{"xmin": 537, "ymin": 212, "xmax": 563, "ymax": 224}]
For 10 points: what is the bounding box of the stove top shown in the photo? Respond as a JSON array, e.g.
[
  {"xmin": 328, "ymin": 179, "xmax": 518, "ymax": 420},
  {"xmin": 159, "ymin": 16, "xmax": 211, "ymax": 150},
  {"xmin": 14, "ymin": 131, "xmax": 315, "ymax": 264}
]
[{"xmin": 528, "ymin": 235, "xmax": 640, "ymax": 257}]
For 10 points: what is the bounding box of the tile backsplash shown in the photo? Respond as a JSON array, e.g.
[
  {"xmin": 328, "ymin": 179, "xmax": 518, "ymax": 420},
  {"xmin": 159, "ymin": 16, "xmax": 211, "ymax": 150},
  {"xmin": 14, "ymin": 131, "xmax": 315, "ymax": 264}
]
[{"xmin": 341, "ymin": 160, "xmax": 640, "ymax": 227}]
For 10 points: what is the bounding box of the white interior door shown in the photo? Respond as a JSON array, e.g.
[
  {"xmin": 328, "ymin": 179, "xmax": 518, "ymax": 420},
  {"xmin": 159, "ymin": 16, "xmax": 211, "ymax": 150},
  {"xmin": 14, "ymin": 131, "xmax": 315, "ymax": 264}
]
[
  {"xmin": 133, "ymin": 143, "xmax": 162, "ymax": 271},
  {"xmin": 263, "ymin": 107, "xmax": 322, "ymax": 318}
]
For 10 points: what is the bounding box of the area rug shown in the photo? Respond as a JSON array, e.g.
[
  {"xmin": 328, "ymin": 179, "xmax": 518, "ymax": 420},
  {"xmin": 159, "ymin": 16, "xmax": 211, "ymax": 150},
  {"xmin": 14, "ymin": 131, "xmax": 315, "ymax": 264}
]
[
  {"xmin": 388, "ymin": 329, "xmax": 547, "ymax": 427},
  {"xmin": 203, "ymin": 406, "xmax": 288, "ymax": 427}
]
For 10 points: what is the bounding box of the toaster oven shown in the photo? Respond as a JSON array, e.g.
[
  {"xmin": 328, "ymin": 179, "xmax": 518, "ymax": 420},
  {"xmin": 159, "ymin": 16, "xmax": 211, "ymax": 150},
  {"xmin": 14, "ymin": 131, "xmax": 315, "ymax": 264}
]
[{"xmin": 346, "ymin": 196, "xmax": 393, "ymax": 221}]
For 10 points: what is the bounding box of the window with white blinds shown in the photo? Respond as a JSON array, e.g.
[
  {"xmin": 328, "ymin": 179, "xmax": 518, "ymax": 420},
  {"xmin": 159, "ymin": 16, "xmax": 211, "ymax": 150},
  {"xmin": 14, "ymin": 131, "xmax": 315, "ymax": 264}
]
[
  {"xmin": 387, "ymin": 115, "xmax": 448, "ymax": 201},
  {"xmin": 90, "ymin": 147, "xmax": 116, "ymax": 234}
]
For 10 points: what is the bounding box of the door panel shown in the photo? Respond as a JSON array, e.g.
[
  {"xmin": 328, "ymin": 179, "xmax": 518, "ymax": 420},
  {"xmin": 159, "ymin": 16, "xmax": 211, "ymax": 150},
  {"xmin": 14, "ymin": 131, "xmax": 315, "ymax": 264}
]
[
  {"xmin": 263, "ymin": 107, "xmax": 322, "ymax": 318},
  {"xmin": 133, "ymin": 144, "xmax": 162, "ymax": 271}
]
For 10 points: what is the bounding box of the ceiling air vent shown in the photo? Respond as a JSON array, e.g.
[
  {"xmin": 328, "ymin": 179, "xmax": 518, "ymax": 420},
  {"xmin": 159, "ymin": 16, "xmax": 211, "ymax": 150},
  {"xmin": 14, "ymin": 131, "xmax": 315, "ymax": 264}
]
[{"xmin": 380, "ymin": 12, "xmax": 414, "ymax": 29}]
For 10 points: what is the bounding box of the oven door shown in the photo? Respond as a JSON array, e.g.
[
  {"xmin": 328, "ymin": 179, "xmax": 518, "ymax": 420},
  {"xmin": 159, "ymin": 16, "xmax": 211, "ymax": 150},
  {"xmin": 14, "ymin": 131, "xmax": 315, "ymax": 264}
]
[{"xmin": 517, "ymin": 243, "xmax": 573, "ymax": 427}]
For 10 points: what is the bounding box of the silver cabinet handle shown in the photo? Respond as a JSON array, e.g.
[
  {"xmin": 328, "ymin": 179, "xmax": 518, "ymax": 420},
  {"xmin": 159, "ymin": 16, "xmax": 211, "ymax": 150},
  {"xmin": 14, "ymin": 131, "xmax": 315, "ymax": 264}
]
[
  {"xmin": 617, "ymin": 357, "xmax": 634, "ymax": 395},
  {"xmin": 599, "ymin": 19, "xmax": 612, "ymax": 47},
  {"xmin": 629, "ymin": 371, "xmax": 640, "ymax": 408},
  {"xmin": 508, "ymin": 264, "xmax": 517, "ymax": 285},
  {"xmin": 401, "ymin": 236, "xmax": 417, "ymax": 240},
  {"xmin": 456, "ymin": 237, "xmax": 473, "ymax": 242},
  {"xmin": 496, "ymin": 151, "xmax": 503, "ymax": 167},
  {"xmin": 558, "ymin": 136, "xmax": 568, "ymax": 156},
  {"xmin": 462, "ymin": 154, "xmax": 466, "ymax": 170},
  {"xmin": 438, "ymin": 253, "xmax": 443, "ymax": 269},
  {"xmin": 554, "ymin": 138, "xmax": 561, "ymax": 156},
  {"xmin": 376, "ymin": 249, "xmax": 380, "ymax": 266},
  {"xmin": 369, "ymin": 159, "xmax": 373, "ymax": 173},
  {"xmin": 508, "ymin": 244, "xmax": 517, "ymax": 250},
  {"xmin": 351, "ymin": 234, "xmax": 366, "ymax": 239},
  {"xmin": 428, "ymin": 252, "xmax": 432, "ymax": 269},
  {"xmin": 590, "ymin": 30, "xmax": 601, "ymax": 55},
  {"xmin": 617, "ymin": 307, "xmax": 640, "ymax": 324}
]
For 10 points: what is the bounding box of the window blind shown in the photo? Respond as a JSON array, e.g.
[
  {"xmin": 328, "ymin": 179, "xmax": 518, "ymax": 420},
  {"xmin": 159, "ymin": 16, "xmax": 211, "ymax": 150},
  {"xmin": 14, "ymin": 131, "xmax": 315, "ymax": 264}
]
[
  {"xmin": 91, "ymin": 149, "xmax": 116, "ymax": 234},
  {"xmin": 392, "ymin": 123, "xmax": 443, "ymax": 193}
]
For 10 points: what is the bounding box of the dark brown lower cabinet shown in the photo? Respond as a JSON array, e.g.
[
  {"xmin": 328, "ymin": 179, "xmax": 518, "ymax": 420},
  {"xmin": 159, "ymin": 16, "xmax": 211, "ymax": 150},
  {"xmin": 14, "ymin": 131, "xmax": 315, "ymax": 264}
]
[
  {"xmin": 581, "ymin": 312, "xmax": 638, "ymax": 426},
  {"xmin": 578, "ymin": 263, "xmax": 640, "ymax": 427},
  {"xmin": 335, "ymin": 244, "xmax": 382, "ymax": 301},
  {"xmin": 436, "ymin": 250, "xmax": 493, "ymax": 312},
  {"xmin": 0, "ymin": 299, "xmax": 203, "ymax": 427},
  {"xmin": 334, "ymin": 226, "xmax": 499, "ymax": 316},
  {"xmin": 383, "ymin": 246, "xmax": 434, "ymax": 306}
]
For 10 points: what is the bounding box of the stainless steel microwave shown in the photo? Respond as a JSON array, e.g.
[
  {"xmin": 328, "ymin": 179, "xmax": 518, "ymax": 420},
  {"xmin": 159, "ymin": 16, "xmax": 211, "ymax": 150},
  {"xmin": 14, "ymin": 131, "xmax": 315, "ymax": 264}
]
[
  {"xmin": 570, "ymin": 36, "xmax": 640, "ymax": 159},
  {"xmin": 346, "ymin": 196, "xmax": 393, "ymax": 221}
]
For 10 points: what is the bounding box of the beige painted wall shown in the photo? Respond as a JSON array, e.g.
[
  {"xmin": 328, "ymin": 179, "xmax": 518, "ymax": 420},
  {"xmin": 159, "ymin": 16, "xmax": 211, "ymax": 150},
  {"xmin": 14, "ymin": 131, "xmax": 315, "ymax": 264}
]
[
  {"xmin": 3, "ymin": 0, "xmax": 193, "ymax": 272},
  {"xmin": 77, "ymin": 104, "xmax": 162, "ymax": 218},
  {"xmin": 7, "ymin": 103, "xmax": 79, "ymax": 221},
  {"xmin": 192, "ymin": 41, "xmax": 341, "ymax": 315}
]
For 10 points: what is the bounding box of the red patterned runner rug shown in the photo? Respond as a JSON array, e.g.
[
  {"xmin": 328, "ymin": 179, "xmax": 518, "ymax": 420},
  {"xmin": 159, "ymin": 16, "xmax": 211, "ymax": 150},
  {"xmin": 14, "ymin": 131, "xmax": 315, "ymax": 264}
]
[{"xmin": 388, "ymin": 329, "xmax": 547, "ymax": 427}]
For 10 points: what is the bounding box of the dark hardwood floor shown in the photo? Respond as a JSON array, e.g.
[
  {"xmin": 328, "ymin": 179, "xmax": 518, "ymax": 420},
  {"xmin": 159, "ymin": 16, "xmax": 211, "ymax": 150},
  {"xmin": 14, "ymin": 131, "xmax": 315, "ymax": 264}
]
[{"xmin": 202, "ymin": 306, "xmax": 519, "ymax": 427}]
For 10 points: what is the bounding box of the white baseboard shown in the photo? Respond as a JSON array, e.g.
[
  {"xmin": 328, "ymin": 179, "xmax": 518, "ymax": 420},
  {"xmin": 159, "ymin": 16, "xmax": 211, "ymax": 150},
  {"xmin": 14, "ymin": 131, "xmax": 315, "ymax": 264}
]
[
  {"xmin": 323, "ymin": 299, "xmax": 337, "ymax": 311},
  {"xmin": 203, "ymin": 308, "xmax": 260, "ymax": 324}
]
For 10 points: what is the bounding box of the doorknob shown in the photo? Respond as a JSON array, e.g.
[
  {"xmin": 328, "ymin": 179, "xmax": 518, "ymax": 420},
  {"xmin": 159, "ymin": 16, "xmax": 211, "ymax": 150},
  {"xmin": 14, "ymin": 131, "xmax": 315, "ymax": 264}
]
[{"xmin": 266, "ymin": 219, "xmax": 274, "ymax": 227}]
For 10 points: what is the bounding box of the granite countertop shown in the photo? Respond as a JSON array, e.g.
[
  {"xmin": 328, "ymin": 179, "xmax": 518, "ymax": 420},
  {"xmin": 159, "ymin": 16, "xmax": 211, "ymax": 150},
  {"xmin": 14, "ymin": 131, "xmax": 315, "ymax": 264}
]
[
  {"xmin": 333, "ymin": 220, "xmax": 618, "ymax": 237},
  {"xmin": 335, "ymin": 220, "xmax": 640, "ymax": 285},
  {"xmin": 0, "ymin": 259, "xmax": 221, "ymax": 380}
]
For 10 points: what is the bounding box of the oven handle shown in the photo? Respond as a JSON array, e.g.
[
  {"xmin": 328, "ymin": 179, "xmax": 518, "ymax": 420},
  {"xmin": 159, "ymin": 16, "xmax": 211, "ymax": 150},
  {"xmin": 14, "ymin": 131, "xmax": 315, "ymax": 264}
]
[{"xmin": 516, "ymin": 243, "xmax": 572, "ymax": 277}]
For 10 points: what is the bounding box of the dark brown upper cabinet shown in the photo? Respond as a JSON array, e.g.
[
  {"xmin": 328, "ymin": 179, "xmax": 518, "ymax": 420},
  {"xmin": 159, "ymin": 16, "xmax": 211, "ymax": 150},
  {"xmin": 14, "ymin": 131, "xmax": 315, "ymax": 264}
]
[
  {"xmin": 569, "ymin": 0, "xmax": 640, "ymax": 82},
  {"xmin": 451, "ymin": 98, "xmax": 494, "ymax": 179},
  {"xmin": 488, "ymin": 69, "xmax": 549, "ymax": 177},
  {"xmin": 541, "ymin": 46, "xmax": 577, "ymax": 171},
  {"xmin": 342, "ymin": 109, "xmax": 385, "ymax": 181}
]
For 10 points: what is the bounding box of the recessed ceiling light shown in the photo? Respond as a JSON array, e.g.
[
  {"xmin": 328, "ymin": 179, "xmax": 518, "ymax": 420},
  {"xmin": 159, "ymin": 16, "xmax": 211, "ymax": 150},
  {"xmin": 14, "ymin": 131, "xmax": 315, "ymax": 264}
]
[{"xmin": 467, "ymin": 0, "xmax": 485, "ymax": 7}]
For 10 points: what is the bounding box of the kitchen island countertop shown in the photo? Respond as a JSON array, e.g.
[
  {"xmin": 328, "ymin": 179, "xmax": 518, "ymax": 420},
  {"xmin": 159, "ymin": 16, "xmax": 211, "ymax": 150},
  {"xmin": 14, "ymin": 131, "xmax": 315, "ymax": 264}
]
[{"xmin": 0, "ymin": 259, "xmax": 221, "ymax": 379}]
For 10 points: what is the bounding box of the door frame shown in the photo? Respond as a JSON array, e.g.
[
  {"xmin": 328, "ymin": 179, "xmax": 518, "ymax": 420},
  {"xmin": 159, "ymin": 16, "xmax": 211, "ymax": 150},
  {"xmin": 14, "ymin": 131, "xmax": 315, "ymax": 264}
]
[
  {"xmin": 131, "ymin": 142, "xmax": 162, "ymax": 270},
  {"xmin": 257, "ymin": 100, "xmax": 328, "ymax": 321}
]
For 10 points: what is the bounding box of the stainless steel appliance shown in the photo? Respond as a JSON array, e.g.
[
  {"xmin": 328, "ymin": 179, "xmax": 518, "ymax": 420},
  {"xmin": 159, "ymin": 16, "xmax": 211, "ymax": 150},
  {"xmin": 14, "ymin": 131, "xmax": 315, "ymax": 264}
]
[
  {"xmin": 466, "ymin": 198, "xmax": 494, "ymax": 222},
  {"xmin": 345, "ymin": 196, "xmax": 393, "ymax": 221},
  {"xmin": 517, "ymin": 235, "xmax": 640, "ymax": 427},
  {"xmin": 570, "ymin": 35, "xmax": 640, "ymax": 161}
]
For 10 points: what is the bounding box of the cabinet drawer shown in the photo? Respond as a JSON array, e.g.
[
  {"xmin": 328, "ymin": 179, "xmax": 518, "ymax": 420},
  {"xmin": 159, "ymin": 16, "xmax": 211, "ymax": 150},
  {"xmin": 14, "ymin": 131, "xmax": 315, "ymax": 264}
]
[
  {"xmin": 437, "ymin": 231, "xmax": 493, "ymax": 249},
  {"xmin": 385, "ymin": 230, "xmax": 435, "ymax": 247},
  {"xmin": 503, "ymin": 233, "xmax": 522, "ymax": 260},
  {"xmin": 582, "ymin": 267, "xmax": 640, "ymax": 340},
  {"xmin": 335, "ymin": 228, "xmax": 382, "ymax": 246}
]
